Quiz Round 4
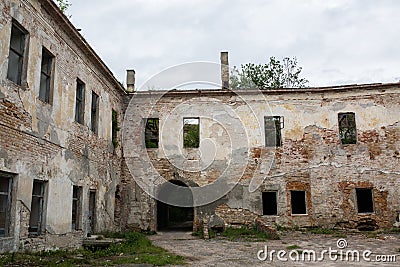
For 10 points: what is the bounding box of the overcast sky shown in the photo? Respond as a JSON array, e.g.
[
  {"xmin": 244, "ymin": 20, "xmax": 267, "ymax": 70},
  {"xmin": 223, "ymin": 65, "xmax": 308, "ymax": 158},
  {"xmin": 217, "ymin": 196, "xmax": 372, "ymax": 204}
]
[{"xmin": 68, "ymin": 0, "xmax": 400, "ymax": 89}]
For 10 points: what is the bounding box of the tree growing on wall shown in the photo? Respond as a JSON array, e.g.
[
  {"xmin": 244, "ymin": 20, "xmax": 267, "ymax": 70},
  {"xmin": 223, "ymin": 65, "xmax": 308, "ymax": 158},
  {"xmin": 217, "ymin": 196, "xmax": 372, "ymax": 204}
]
[
  {"xmin": 54, "ymin": 0, "xmax": 71, "ymax": 14},
  {"xmin": 230, "ymin": 57, "xmax": 308, "ymax": 89}
]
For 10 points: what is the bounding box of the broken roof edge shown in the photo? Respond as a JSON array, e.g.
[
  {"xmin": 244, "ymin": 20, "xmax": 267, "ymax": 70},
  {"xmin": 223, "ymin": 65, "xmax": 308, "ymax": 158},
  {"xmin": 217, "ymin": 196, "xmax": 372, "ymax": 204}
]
[
  {"xmin": 131, "ymin": 82, "xmax": 400, "ymax": 97},
  {"xmin": 38, "ymin": 0, "xmax": 126, "ymax": 94}
]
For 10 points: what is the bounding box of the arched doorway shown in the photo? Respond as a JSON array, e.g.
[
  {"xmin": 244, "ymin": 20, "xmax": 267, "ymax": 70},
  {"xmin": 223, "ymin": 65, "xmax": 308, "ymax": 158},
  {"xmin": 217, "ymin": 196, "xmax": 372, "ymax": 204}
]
[{"xmin": 157, "ymin": 180, "xmax": 194, "ymax": 231}]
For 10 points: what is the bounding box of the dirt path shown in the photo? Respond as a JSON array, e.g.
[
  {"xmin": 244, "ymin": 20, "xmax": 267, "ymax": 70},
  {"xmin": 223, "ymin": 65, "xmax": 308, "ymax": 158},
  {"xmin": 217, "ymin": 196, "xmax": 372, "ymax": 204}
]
[{"xmin": 149, "ymin": 231, "xmax": 400, "ymax": 266}]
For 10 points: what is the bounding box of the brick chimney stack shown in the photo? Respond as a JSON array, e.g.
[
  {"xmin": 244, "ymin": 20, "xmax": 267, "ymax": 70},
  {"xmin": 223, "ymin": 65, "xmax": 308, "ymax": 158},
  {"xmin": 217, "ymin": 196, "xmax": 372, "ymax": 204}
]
[
  {"xmin": 220, "ymin": 52, "xmax": 229, "ymax": 89},
  {"xmin": 126, "ymin": 69, "xmax": 136, "ymax": 92}
]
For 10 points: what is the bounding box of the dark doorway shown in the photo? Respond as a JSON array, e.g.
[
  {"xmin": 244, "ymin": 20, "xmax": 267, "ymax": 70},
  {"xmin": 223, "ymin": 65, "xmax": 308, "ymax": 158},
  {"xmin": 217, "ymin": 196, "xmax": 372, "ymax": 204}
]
[
  {"xmin": 157, "ymin": 180, "xmax": 194, "ymax": 231},
  {"xmin": 88, "ymin": 190, "xmax": 96, "ymax": 234}
]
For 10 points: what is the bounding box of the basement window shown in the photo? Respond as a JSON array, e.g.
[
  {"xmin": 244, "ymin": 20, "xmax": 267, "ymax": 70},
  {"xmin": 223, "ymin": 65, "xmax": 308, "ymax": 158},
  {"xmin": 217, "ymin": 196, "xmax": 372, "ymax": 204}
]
[
  {"xmin": 7, "ymin": 22, "xmax": 28, "ymax": 85},
  {"xmin": 72, "ymin": 186, "xmax": 82, "ymax": 230},
  {"xmin": 183, "ymin": 118, "xmax": 200, "ymax": 148},
  {"xmin": 262, "ymin": 191, "xmax": 278, "ymax": 216},
  {"xmin": 29, "ymin": 180, "xmax": 47, "ymax": 235},
  {"xmin": 356, "ymin": 188, "xmax": 374, "ymax": 213},
  {"xmin": 265, "ymin": 116, "xmax": 284, "ymax": 147},
  {"xmin": 291, "ymin": 191, "xmax": 307, "ymax": 215},
  {"xmin": 38, "ymin": 47, "xmax": 54, "ymax": 104},
  {"xmin": 0, "ymin": 173, "xmax": 13, "ymax": 237},
  {"xmin": 338, "ymin": 112, "xmax": 357, "ymax": 144},
  {"xmin": 91, "ymin": 91, "xmax": 99, "ymax": 134},
  {"xmin": 145, "ymin": 118, "xmax": 159, "ymax": 148},
  {"xmin": 75, "ymin": 79, "xmax": 85, "ymax": 124}
]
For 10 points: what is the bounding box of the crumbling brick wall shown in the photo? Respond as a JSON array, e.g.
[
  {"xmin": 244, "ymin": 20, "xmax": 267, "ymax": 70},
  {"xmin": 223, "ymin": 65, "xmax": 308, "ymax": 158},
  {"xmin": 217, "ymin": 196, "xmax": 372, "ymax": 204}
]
[{"xmin": 123, "ymin": 85, "xmax": 400, "ymax": 231}]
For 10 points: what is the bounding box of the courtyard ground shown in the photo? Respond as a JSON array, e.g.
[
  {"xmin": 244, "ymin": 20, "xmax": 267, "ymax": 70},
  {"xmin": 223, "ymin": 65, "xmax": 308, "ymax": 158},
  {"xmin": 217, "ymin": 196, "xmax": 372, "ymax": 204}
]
[{"xmin": 149, "ymin": 230, "xmax": 400, "ymax": 266}]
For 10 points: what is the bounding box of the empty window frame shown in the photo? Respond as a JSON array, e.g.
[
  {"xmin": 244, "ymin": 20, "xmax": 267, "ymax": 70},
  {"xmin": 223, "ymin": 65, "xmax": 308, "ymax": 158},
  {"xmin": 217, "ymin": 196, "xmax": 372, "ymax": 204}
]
[
  {"xmin": 265, "ymin": 116, "xmax": 284, "ymax": 147},
  {"xmin": 72, "ymin": 186, "xmax": 82, "ymax": 230},
  {"xmin": 75, "ymin": 79, "xmax": 85, "ymax": 124},
  {"xmin": 0, "ymin": 173, "xmax": 13, "ymax": 237},
  {"xmin": 262, "ymin": 191, "xmax": 278, "ymax": 216},
  {"xmin": 29, "ymin": 180, "xmax": 46, "ymax": 235},
  {"xmin": 338, "ymin": 112, "xmax": 357, "ymax": 144},
  {"xmin": 88, "ymin": 190, "xmax": 96, "ymax": 234},
  {"xmin": 145, "ymin": 118, "xmax": 159, "ymax": 148},
  {"xmin": 39, "ymin": 48, "xmax": 54, "ymax": 103},
  {"xmin": 291, "ymin": 191, "xmax": 307, "ymax": 215},
  {"xmin": 356, "ymin": 188, "xmax": 374, "ymax": 213},
  {"xmin": 91, "ymin": 91, "xmax": 99, "ymax": 133},
  {"xmin": 183, "ymin": 118, "xmax": 199, "ymax": 148},
  {"xmin": 112, "ymin": 109, "xmax": 119, "ymax": 148},
  {"xmin": 7, "ymin": 22, "xmax": 27, "ymax": 85}
]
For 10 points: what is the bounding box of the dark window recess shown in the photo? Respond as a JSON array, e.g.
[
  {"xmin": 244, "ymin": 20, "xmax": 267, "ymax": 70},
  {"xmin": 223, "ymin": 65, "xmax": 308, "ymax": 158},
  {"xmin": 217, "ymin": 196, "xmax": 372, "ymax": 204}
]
[
  {"xmin": 112, "ymin": 110, "xmax": 119, "ymax": 148},
  {"xmin": 0, "ymin": 173, "xmax": 13, "ymax": 237},
  {"xmin": 75, "ymin": 79, "xmax": 85, "ymax": 124},
  {"xmin": 183, "ymin": 118, "xmax": 199, "ymax": 148},
  {"xmin": 88, "ymin": 190, "xmax": 96, "ymax": 234},
  {"xmin": 72, "ymin": 186, "xmax": 82, "ymax": 230},
  {"xmin": 262, "ymin": 192, "xmax": 278, "ymax": 216},
  {"xmin": 291, "ymin": 191, "xmax": 307, "ymax": 215},
  {"xmin": 7, "ymin": 23, "xmax": 27, "ymax": 85},
  {"xmin": 356, "ymin": 188, "xmax": 374, "ymax": 213},
  {"xmin": 29, "ymin": 180, "xmax": 46, "ymax": 235},
  {"xmin": 145, "ymin": 118, "xmax": 159, "ymax": 148},
  {"xmin": 265, "ymin": 116, "xmax": 284, "ymax": 147},
  {"xmin": 91, "ymin": 92, "xmax": 99, "ymax": 133},
  {"xmin": 39, "ymin": 48, "xmax": 54, "ymax": 103},
  {"xmin": 338, "ymin": 112, "xmax": 357, "ymax": 144}
]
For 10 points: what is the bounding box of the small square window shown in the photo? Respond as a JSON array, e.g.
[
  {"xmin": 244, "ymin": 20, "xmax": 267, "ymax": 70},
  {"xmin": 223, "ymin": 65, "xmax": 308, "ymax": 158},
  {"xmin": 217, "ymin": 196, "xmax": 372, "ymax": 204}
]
[
  {"xmin": 291, "ymin": 191, "xmax": 307, "ymax": 215},
  {"xmin": 262, "ymin": 191, "xmax": 278, "ymax": 216},
  {"xmin": 356, "ymin": 188, "xmax": 374, "ymax": 213}
]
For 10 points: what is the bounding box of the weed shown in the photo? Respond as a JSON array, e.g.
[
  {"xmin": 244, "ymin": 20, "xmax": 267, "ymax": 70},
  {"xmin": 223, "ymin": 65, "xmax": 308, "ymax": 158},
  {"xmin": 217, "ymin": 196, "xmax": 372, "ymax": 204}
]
[{"xmin": 309, "ymin": 227, "xmax": 333, "ymax": 235}]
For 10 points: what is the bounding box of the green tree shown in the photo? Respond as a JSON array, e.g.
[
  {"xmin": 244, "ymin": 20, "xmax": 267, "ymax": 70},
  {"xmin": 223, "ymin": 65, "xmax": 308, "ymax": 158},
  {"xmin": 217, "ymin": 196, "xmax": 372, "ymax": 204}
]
[
  {"xmin": 54, "ymin": 0, "xmax": 71, "ymax": 14},
  {"xmin": 230, "ymin": 57, "xmax": 308, "ymax": 89}
]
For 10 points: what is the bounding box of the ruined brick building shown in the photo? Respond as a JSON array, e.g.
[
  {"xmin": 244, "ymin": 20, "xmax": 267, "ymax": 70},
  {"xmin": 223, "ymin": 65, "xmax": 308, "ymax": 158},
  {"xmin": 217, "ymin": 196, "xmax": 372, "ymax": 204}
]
[{"xmin": 0, "ymin": 0, "xmax": 399, "ymax": 253}]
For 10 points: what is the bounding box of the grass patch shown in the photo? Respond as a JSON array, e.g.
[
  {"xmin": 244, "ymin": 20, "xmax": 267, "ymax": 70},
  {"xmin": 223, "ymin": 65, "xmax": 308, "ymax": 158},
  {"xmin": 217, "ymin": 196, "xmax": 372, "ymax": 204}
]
[
  {"xmin": 308, "ymin": 227, "xmax": 334, "ymax": 235},
  {"xmin": 220, "ymin": 226, "xmax": 280, "ymax": 241},
  {"xmin": 0, "ymin": 231, "xmax": 184, "ymax": 266},
  {"xmin": 382, "ymin": 228, "xmax": 400, "ymax": 234},
  {"xmin": 192, "ymin": 228, "xmax": 204, "ymax": 238}
]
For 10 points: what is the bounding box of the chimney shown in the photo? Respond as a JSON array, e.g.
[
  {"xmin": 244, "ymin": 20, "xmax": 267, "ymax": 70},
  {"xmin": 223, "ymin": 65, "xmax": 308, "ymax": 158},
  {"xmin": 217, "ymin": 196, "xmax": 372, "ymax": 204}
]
[
  {"xmin": 126, "ymin": 69, "xmax": 135, "ymax": 92},
  {"xmin": 220, "ymin": 51, "xmax": 229, "ymax": 89}
]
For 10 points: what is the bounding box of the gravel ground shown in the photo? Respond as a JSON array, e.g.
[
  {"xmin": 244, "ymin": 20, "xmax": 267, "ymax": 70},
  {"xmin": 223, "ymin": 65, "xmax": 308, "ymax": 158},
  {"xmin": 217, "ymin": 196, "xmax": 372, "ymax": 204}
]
[{"xmin": 149, "ymin": 230, "xmax": 400, "ymax": 266}]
